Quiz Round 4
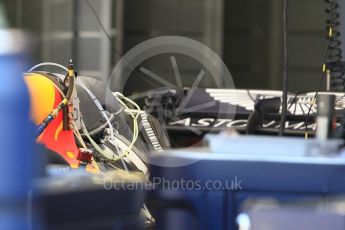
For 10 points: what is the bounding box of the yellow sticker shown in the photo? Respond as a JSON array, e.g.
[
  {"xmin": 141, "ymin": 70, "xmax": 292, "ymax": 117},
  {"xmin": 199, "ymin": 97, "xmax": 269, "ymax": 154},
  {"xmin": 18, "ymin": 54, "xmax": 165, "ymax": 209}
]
[{"xmin": 66, "ymin": 151, "xmax": 75, "ymax": 159}]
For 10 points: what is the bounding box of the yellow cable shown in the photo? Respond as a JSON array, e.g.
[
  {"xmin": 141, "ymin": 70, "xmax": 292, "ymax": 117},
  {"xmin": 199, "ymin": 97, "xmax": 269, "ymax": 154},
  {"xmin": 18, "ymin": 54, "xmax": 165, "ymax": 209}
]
[
  {"xmin": 80, "ymin": 93, "xmax": 141, "ymax": 162},
  {"xmin": 74, "ymin": 128, "xmax": 87, "ymax": 149},
  {"xmin": 113, "ymin": 92, "xmax": 141, "ymax": 158},
  {"xmin": 81, "ymin": 119, "xmax": 121, "ymax": 161}
]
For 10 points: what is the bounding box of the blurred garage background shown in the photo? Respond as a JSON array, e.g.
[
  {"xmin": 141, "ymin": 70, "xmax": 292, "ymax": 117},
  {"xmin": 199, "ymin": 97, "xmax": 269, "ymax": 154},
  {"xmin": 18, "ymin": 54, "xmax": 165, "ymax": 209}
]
[{"xmin": 3, "ymin": 0, "xmax": 345, "ymax": 93}]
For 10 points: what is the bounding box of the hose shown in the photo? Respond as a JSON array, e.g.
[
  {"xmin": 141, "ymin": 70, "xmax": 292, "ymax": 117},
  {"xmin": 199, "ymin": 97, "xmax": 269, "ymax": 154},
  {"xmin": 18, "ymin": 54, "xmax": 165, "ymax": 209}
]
[
  {"xmin": 35, "ymin": 61, "xmax": 75, "ymax": 137},
  {"xmin": 28, "ymin": 62, "xmax": 142, "ymax": 168},
  {"xmin": 28, "ymin": 62, "xmax": 68, "ymax": 72},
  {"xmin": 28, "ymin": 62, "xmax": 121, "ymax": 156}
]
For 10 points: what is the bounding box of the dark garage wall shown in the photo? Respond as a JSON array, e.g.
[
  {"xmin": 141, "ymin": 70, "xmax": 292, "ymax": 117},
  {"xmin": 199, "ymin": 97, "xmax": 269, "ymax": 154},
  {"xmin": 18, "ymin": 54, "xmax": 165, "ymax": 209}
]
[{"xmin": 224, "ymin": 0, "xmax": 328, "ymax": 92}]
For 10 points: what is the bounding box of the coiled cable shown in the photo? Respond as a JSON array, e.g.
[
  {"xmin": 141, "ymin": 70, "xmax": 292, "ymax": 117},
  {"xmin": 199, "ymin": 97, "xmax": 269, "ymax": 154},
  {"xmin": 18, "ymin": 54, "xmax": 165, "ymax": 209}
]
[
  {"xmin": 325, "ymin": 0, "xmax": 345, "ymax": 90},
  {"xmin": 304, "ymin": 0, "xmax": 339, "ymax": 138}
]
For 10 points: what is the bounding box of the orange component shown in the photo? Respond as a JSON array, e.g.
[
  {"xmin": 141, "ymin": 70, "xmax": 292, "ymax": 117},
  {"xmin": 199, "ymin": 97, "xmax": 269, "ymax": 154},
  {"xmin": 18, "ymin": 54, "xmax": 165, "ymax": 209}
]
[{"xmin": 24, "ymin": 73, "xmax": 99, "ymax": 173}]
